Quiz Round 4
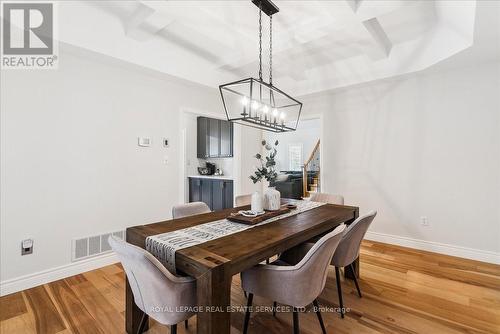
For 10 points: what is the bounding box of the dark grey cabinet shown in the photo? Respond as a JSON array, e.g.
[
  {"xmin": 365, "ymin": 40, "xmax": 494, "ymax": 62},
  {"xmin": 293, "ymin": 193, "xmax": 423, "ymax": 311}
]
[
  {"xmin": 208, "ymin": 118, "xmax": 219, "ymax": 157},
  {"xmin": 212, "ymin": 179, "xmax": 234, "ymax": 211},
  {"xmin": 197, "ymin": 117, "xmax": 233, "ymax": 158},
  {"xmin": 220, "ymin": 120, "xmax": 233, "ymax": 157},
  {"xmin": 197, "ymin": 117, "xmax": 209, "ymax": 158},
  {"xmin": 189, "ymin": 177, "xmax": 211, "ymax": 204},
  {"xmin": 188, "ymin": 177, "xmax": 233, "ymax": 211}
]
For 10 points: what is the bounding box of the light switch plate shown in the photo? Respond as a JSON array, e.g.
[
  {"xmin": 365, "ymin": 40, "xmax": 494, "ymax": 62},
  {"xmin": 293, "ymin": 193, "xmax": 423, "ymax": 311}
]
[{"xmin": 138, "ymin": 137, "xmax": 151, "ymax": 147}]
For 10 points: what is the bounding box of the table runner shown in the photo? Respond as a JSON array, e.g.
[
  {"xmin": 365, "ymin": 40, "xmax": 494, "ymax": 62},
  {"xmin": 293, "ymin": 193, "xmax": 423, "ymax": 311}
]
[{"xmin": 146, "ymin": 200, "xmax": 325, "ymax": 273}]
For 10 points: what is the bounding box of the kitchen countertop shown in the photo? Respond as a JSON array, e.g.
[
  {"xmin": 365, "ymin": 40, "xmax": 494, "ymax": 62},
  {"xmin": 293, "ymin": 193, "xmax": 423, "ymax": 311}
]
[{"xmin": 188, "ymin": 175, "xmax": 234, "ymax": 180}]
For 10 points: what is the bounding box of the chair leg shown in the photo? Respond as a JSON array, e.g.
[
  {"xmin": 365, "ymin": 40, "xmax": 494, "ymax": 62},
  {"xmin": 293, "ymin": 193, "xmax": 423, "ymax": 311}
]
[
  {"xmin": 184, "ymin": 319, "xmax": 188, "ymax": 329},
  {"xmin": 273, "ymin": 301, "xmax": 277, "ymax": 317},
  {"xmin": 313, "ymin": 299, "xmax": 327, "ymax": 334},
  {"xmin": 350, "ymin": 264, "xmax": 362, "ymax": 298},
  {"xmin": 171, "ymin": 324, "xmax": 177, "ymax": 334},
  {"xmin": 137, "ymin": 313, "xmax": 148, "ymax": 334},
  {"xmin": 292, "ymin": 308, "xmax": 300, "ymax": 334},
  {"xmin": 243, "ymin": 293, "xmax": 253, "ymax": 334},
  {"xmin": 335, "ymin": 266, "xmax": 344, "ymax": 318}
]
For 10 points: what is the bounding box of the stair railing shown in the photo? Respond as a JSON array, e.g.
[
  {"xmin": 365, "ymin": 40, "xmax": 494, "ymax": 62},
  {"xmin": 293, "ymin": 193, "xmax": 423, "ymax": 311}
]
[{"xmin": 302, "ymin": 140, "xmax": 320, "ymax": 198}]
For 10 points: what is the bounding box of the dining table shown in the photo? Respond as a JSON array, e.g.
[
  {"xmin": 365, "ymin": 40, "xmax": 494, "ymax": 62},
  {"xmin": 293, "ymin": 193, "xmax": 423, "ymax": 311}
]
[{"xmin": 125, "ymin": 201, "xmax": 359, "ymax": 334}]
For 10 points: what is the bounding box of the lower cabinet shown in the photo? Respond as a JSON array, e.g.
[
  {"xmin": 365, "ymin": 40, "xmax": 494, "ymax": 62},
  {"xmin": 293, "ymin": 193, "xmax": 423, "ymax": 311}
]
[{"xmin": 189, "ymin": 177, "xmax": 233, "ymax": 211}]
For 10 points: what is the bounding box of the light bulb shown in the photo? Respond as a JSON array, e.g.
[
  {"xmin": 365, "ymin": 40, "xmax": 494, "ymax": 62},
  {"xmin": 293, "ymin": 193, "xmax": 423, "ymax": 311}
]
[
  {"xmin": 241, "ymin": 96, "xmax": 249, "ymax": 105},
  {"xmin": 262, "ymin": 105, "xmax": 269, "ymax": 114},
  {"xmin": 252, "ymin": 101, "xmax": 259, "ymax": 110},
  {"xmin": 272, "ymin": 108, "xmax": 278, "ymax": 117},
  {"xmin": 280, "ymin": 111, "xmax": 286, "ymax": 120}
]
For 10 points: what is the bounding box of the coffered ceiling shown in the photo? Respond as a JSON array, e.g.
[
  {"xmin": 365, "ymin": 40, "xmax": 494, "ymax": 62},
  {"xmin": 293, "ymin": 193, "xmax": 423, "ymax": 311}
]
[{"xmin": 57, "ymin": 0, "xmax": 479, "ymax": 96}]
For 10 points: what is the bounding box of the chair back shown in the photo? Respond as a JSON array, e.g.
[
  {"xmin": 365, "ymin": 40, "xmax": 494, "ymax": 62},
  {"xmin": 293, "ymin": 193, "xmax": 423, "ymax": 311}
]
[
  {"xmin": 172, "ymin": 202, "xmax": 210, "ymax": 219},
  {"xmin": 332, "ymin": 211, "xmax": 377, "ymax": 267},
  {"xmin": 108, "ymin": 236, "xmax": 196, "ymax": 325},
  {"xmin": 292, "ymin": 224, "xmax": 346, "ymax": 305},
  {"xmin": 235, "ymin": 194, "xmax": 252, "ymax": 207},
  {"xmin": 310, "ymin": 192, "xmax": 344, "ymax": 205}
]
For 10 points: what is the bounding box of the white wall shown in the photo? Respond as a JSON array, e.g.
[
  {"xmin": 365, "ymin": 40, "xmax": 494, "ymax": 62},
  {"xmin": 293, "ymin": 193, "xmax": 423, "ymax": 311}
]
[
  {"xmin": 234, "ymin": 126, "xmax": 263, "ymax": 196},
  {"xmin": 0, "ymin": 46, "xmax": 245, "ymax": 285},
  {"xmin": 300, "ymin": 61, "xmax": 500, "ymax": 261},
  {"xmin": 263, "ymin": 119, "xmax": 321, "ymax": 172}
]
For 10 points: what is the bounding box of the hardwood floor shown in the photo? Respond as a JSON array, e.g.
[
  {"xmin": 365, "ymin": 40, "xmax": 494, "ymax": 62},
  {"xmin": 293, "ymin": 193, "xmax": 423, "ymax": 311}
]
[{"xmin": 1, "ymin": 241, "xmax": 499, "ymax": 334}]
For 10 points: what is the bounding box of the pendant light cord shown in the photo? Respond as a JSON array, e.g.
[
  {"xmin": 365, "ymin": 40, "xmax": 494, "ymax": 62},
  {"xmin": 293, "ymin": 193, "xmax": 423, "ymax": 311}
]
[
  {"xmin": 258, "ymin": 2, "xmax": 263, "ymax": 81},
  {"xmin": 269, "ymin": 15, "xmax": 273, "ymax": 85},
  {"xmin": 258, "ymin": 3, "xmax": 274, "ymax": 85}
]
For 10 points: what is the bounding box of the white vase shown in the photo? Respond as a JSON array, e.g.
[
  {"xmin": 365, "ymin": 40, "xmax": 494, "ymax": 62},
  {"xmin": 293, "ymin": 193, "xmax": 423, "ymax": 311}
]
[
  {"xmin": 263, "ymin": 186, "xmax": 281, "ymax": 211},
  {"xmin": 251, "ymin": 191, "xmax": 263, "ymax": 213}
]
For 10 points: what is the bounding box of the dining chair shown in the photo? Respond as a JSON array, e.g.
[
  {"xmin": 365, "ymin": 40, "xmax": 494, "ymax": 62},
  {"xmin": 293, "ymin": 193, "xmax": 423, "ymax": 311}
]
[
  {"xmin": 172, "ymin": 201, "xmax": 210, "ymax": 219},
  {"xmin": 235, "ymin": 194, "xmax": 252, "ymax": 207},
  {"xmin": 241, "ymin": 224, "xmax": 346, "ymax": 334},
  {"xmin": 309, "ymin": 192, "xmax": 344, "ymax": 205},
  {"xmin": 305, "ymin": 193, "xmax": 344, "ymax": 246},
  {"xmin": 331, "ymin": 211, "xmax": 376, "ymax": 317},
  {"xmin": 108, "ymin": 236, "xmax": 196, "ymax": 334},
  {"xmin": 281, "ymin": 211, "xmax": 377, "ymax": 319}
]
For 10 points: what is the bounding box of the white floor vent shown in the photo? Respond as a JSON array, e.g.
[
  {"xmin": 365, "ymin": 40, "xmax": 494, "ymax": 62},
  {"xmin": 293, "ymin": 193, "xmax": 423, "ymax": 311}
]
[{"xmin": 72, "ymin": 230, "xmax": 125, "ymax": 262}]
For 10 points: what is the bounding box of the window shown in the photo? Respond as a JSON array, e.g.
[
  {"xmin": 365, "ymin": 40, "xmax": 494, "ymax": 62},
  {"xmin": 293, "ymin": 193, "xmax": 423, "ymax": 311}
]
[{"xmin": 288, "ymin": 144, "xmax": 303, "ymax": 171}]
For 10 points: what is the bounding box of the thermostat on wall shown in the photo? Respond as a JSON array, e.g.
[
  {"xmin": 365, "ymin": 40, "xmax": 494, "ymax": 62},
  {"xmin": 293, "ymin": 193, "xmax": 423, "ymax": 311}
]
[{"xmin": 138, "ymin": 137, "xmax": 151, "ymax": 147}]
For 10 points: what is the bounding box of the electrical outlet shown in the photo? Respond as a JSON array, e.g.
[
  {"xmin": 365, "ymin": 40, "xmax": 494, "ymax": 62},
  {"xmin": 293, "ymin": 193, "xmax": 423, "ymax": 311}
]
[
  {"xmin": 420, "ymin": 216, "xmax": 429, "ymax": 227},
  {"xmin": 21, "ymin": 239, "xmax": 33, "ymax": 255}
]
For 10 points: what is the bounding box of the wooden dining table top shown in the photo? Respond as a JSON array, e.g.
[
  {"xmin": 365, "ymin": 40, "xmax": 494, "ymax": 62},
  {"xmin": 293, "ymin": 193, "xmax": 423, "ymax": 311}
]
[
  {"xmin": 125, "ymin": 201, "xmax": 360, "ymax": 334},
  {"xmin": 126, "ymin": 202, "xmax": 359, "ymax": 277}
]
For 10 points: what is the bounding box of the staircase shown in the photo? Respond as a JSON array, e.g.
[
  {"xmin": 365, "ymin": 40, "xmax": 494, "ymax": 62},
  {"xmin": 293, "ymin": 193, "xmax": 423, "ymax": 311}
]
[
  {"xmin": 309, "ymin": 176, "xmax": 320, "ymax": 193},
  {"xmin": 302, "ymin": 140, "xmax": 320, "ymax": 198}
]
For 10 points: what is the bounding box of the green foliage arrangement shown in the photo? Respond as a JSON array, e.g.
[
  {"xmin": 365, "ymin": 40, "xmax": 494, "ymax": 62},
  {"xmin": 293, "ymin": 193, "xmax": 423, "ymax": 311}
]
[{"xmin": 250, "ymin": 140, "xmax": 279, "ymax": 184}]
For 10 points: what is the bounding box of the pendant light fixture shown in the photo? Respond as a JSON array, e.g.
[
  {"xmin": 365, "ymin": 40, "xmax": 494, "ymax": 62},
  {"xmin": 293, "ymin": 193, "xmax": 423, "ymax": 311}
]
[{"xmin": 219, "ymin": 0, "xmax": 302, "ymax": 133}]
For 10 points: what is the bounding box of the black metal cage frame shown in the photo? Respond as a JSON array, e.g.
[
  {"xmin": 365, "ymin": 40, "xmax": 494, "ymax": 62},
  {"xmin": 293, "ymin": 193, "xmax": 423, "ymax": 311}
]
[{"xmin": 219, "ymin": 77, "xmax": 303, "ymax": 133}]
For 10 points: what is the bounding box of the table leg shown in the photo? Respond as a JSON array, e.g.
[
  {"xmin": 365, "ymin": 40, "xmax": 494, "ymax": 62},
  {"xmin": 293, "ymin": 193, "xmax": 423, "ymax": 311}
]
[
  {"xmin": 196, "ymin": 265, "xmax": 232, "ymax": 334},
  {"xmin": 126, "ymin": 276, "xmax": 149, "ymax": 334}
]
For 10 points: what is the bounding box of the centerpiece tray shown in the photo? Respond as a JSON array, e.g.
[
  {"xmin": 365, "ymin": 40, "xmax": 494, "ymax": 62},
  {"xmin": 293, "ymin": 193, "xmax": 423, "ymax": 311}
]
[{"xmin": 227, "ymin": 207, "xmax": 291, "ymax": 225}]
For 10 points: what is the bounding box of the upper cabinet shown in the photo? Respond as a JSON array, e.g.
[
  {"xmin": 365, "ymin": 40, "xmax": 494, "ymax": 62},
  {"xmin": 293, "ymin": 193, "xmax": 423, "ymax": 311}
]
[
  {"xmin": 219, "ymin": 120, "xmax": 233, "ymax": 157},
  {"xmin": 197, "ymin": 117, "xmax": 233, "ymax": 158}
]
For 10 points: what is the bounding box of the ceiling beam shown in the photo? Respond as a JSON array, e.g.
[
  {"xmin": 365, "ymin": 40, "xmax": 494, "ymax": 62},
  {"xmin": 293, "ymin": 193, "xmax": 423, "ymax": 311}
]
[
  {"xmin": 124, "ymin": 3, "xmax": 174, "ymax": 41},
  {"xmin": 362, "ymin": 18, "xmax": 392, "ymax": 58},
  {"xmin": 345, "ymin": 0, "xmax": 363, "ymax": 13}
]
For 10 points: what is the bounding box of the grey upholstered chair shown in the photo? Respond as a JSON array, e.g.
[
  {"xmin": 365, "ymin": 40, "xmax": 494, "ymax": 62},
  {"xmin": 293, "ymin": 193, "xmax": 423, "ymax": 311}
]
[
  {"xmin": 109, "ymin": 236, "xmax": 196, "ymax": 334},
  {"xmin": 172, "ymin": 201, "xmax": 210, "ymax": 219},
  {"xmin": 241, "ymin": 224, "xmax": 346, "ymax": 334},
  {"xmin": 235, "ymin": 194, "xmax": 252, "ymax": 207},
  {"xmin": 282, "ymin": 211, "xmax": 377, "ymax": 319},
  {"xmin": 309, "ymin": 192, "xmax": 344, "ymax": 205},
  {"xmin": 331, "ymin": 211, "xmax": 376, "ymax": 317}
]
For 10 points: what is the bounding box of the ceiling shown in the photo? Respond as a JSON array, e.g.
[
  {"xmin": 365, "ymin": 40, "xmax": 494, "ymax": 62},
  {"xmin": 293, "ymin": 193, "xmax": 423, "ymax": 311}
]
[{"xmin": 56, "ymin": 0, "xmax": 484, "ymax": 96}]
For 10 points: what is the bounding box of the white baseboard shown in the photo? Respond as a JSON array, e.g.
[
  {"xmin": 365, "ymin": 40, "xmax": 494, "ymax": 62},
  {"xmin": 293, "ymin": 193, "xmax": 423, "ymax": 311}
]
[
  {"xmin": 365, "ymin": 231, "xmax": 500, "ymax": 265},
  {"xmin": 0, "ymin": 253, "xmax": 119, "ymax": 296}
]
